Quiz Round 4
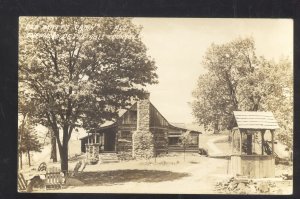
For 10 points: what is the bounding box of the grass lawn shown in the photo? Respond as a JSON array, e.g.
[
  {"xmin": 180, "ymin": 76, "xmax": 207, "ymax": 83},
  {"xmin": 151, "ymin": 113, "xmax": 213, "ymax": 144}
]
[
  {"xmin": 25, "ymin": 134, "xmax": 292, "ymax": 194},
  {"xmin": 77, "ymin": 169, "xmax": 189, "ymax": 186},
  {"xmin": 37, "ymin": 153, "xmax": 230, "ymax": 193}
]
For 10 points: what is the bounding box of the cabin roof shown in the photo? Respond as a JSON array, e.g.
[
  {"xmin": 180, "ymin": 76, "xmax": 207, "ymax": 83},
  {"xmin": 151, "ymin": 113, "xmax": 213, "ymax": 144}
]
[
  {"xmin": 83, "ymin": 100, "xmax": 202, "ymax": 136},
  {"xmin": 82, "ymin": 103, "xmax": 136, "ymax": 136},
  {"xmin": 169, "ymin": 123, "xmax": 202, "ymax": 134},
  {"xmin": 233, "ymin": 111, "xmax": 279, "ymax": 130}
]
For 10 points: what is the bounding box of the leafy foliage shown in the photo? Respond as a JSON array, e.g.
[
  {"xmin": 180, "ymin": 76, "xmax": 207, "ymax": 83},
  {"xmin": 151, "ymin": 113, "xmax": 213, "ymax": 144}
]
[
  {"xmin": 192, "ymin": 38, "xmax": 293, "ymax": 149},
  {"xmin": 18, "ymin": 122, "xmax": 43, "ymax": 154},
  {"xmin": 19, "ymin": 17, "xmax": 158, "ymax": 170},
  {"xmin": 18, "ymin": 114, "xmax": 43, "ymax": 167},
  {"xmin": 179, "ymin": 131, "xmax": 194, "ymax": 161},
  {"xmin": 192, "ymin": 38, "xmax": 258, "ymax": 132},
  {"xmin": 18, "ymin": 85, "xmax": 43, "ymax": 167},
  {"xmin": 180, "ymin": 131, "xmax": 193, "ymax": 147}
]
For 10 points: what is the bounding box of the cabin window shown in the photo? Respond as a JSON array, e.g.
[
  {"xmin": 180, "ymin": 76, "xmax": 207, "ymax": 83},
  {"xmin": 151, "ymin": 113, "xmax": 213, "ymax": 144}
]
[
  {"xmin": 120, "ymin": 131, "xmax": 131, "ymax": 139},
  {"xmin": 168, "ymin": 137, "xmax": 181, "ymax": 145},
  {"xmin": 190, "ymin": 135, "xmax": 198, "ymax": 145},
  {"xmin": 122, "ymin": 111, "xmax": 137, "ymax": 124}
]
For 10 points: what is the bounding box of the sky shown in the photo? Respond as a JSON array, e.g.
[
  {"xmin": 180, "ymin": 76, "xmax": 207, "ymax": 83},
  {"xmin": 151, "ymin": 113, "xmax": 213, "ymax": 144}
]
[{"xmin": 132, "ymin": 18, "xmax": 293, "ymax": 124}]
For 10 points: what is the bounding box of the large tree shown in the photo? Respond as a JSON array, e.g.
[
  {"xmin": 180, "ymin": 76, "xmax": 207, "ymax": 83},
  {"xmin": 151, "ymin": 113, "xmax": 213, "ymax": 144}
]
[
  {"xmin": 192, "ymin": 38, "xmax": 257, "ymax": 133},
  {"xmin": 19, "ymin": 17, "xmax": 158, "ymax": 172},
  {"xmin": 192, "ymin": 38, "xmax": 293, "ymax": 142}
]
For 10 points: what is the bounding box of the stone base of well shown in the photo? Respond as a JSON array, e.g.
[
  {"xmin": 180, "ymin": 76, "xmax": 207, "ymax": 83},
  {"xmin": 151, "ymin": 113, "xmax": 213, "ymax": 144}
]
[{"xmin": 85, "ymin": 143, "xmax": 100, "ymax": 164}]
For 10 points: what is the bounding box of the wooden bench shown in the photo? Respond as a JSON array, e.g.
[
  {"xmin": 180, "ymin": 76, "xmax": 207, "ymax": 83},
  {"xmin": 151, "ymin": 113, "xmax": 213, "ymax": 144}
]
[
  {"xmin": 45, "ymin": 167, "xmax": 65, "ymax": 190},
  {"xmin": 18, "ymin": 173, "xmax": 28, "ymax": 192}
]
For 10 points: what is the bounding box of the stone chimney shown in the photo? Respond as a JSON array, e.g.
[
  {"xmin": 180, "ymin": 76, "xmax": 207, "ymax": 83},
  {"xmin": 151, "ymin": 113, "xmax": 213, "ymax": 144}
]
[
  {"xmin": 137, "ymin": 92, "xmax": 150, "ymax": 132},
  {"xmin": 132, "ymin": 92, "xmax": 155, "ymax": 158}
]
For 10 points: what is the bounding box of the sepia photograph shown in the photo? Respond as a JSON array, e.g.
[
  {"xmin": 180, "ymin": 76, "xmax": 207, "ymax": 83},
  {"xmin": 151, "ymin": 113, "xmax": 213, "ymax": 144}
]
[{"xmin": 18, "ymin": 17, "xmax": 293, "ymax": 194}]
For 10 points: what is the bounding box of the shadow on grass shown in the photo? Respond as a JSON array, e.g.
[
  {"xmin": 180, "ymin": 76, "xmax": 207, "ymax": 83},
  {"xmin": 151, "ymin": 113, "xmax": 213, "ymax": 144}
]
[
  {"xmin": 76, "ymin": 170, "xmax": 189, "ymax": 186},
  {"xmin": 189, "ymin": 161, "xmax": 199, "ymax": 164}
]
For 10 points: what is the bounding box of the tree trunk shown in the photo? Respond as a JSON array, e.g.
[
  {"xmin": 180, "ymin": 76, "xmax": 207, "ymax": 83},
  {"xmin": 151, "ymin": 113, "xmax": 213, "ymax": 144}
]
[
  {"xmin": 19, "ymin": 152, "xmax": 23, "ymax": 170},
  {"xmin": 51, "ymin": 131, "xmax": 57, "ymax": 162},
  {"xmin": 184, "ymin": 145, "xmax": 186, "ymax": 162},
  {"xmin": 57, "ymin": 127, "xmax": 70, "ymax": 174},
  {"xmin": 59, "ymin": 144, "xmax": 68, "ymax": 174},
  {"xmin": 27, "ymin": 150, "xmax": 31, "ymax": 166},
  {"xmin": 19, "ymin": 113, "xmax": 25, "ymax": 170},
  {"xmin": 213, "ymin": 120, "xmax": 219, "ymax": 134},
  {"xmin": 51, "ymin": 123, "xmax": 72, "ymax": 175}
]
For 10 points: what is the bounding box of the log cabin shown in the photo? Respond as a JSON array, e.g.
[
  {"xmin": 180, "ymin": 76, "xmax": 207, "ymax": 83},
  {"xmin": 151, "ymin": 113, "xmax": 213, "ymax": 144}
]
[{"xmin": 80, "ymin": 93, "xmax": 201, "ymax": 160}]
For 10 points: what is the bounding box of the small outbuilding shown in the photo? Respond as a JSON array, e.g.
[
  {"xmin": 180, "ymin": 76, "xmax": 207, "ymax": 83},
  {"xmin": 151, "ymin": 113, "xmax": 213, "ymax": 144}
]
[{"xmin": 230, "ymin": 111, "xmax": 279, "ymax": 178}]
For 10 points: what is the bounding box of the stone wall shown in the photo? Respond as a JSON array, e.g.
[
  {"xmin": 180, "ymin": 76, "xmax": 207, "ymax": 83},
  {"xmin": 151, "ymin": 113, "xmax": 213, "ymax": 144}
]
[
  {"xmin": 132, "ymin": 131, "xmax": 154, "ymax": 158},
  {"xmin": 116, "ymin": 129, "xmax": 134, "ymax": 160},
  {"xmin": 132, "ymin": 95, "xmax": 155, "ymax": 159}
]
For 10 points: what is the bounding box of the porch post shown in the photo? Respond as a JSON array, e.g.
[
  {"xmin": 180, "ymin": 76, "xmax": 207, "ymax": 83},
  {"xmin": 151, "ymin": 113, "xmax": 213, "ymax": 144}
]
[
  {"xmin": 261, "ymin": 130, "xmax": 265, "ymax": 155},
  {"xmin": 103, "ymin": 133, "xmax": 105, "ymax": 151},
  {"xmin": 115, "ymin": 129, "xmax": 118, "ymax": 152},
  {"xmin": 246, "ymin": 131, "xmax": 252, "ymax": 155},
  {"xmin": 271, "ymin": 130, "xmax": 275, "ymax": 155},
  {"xmin": 239, "ymin": 130, "xmax": 242, "ymax": 155},
  {"xmin": 231, "ymin": 130, "xmax": 234, "ymax": 154}
]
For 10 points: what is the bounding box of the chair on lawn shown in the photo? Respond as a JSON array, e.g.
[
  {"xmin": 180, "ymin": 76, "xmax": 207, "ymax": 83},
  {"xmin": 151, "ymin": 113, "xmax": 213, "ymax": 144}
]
[
  {"xmin": 18, "ymin": 173, "xmax": 36, "ymax": 192},
  {"xmin": 70, "ymin": 160, "xmax": 87, "ymax": 177},
  {"xmin": 38, "ymin": 162, "xmax": 47, "ymax": 171},
  {"xmin": 45, "ymin": 167, "xmax": 65, "ymax": 190},
  {"xmin": 18, "ymin": 173, "xmax": 28, "ymax": 192}
]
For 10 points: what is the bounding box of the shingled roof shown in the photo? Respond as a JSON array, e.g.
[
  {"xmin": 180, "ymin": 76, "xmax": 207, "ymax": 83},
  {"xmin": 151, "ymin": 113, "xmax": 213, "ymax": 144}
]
[{"xmin": 233, "ymin": 111, "xmax": 279, "ymax": 130}]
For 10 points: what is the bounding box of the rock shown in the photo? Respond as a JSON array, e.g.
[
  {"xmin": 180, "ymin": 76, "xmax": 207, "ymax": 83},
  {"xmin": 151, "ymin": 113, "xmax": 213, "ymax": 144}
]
[
  {"xmin": 237, "ymin": 182, "xmax": 246, "ymax": 190},
  {"xmin": 248, "ymin": 184, "xmax": 257, "ymax": 194},
  {"xmin": 215, "ymin": 177, "xmax": 264, "ymax": 194},
  {"xmin": 258, "ymin": 182, "xmax": 270, "ymax": 193},
  {"xmin": 229, "ymin": 177, "xmax": 235, "ymax": 182},
  {"xmin": 248, "ymin": 180, "xmax": 254, "ymax": 185},
  {"xmin": 228, "ymin": 181, "xmax": 238, "ymax": 191},
  {"xmin": 236, "ymin": 182, "xmax": 247, "ymax": 194},
  {"xmin": 216, "ymin": 182, "xmax": 222, "ymax": 186},
  {"xmin": 269, "ymin": 182, "xmax": 276, "ymax": 187}
]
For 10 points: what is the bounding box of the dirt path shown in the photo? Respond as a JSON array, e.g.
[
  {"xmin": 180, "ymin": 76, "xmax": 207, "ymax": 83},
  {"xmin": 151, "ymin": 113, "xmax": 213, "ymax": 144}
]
[
  {"xmin": 206, "ymin": 135, "xmax": 228, "ymax": 156},
  {"xmin": 29, "ymin": 134, "xmax": 292, "ymax": 194},
  {"xmin": 42, "ymin": 156, "xmax": 230, "ymax": 194},
  {"xmin": 41, "ymin": 135, "xmax": 232, "ymax": 194}
]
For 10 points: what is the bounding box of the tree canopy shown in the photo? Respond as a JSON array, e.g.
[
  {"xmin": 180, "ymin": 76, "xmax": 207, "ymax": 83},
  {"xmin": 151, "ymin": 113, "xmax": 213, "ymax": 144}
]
[
  {"xmin": 19, "ymin": 17, "xmax": 158, "ymax": 171},
  {"xmin": 192, "ymin": 37, "xmax": 293, "ymax": 147}
]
